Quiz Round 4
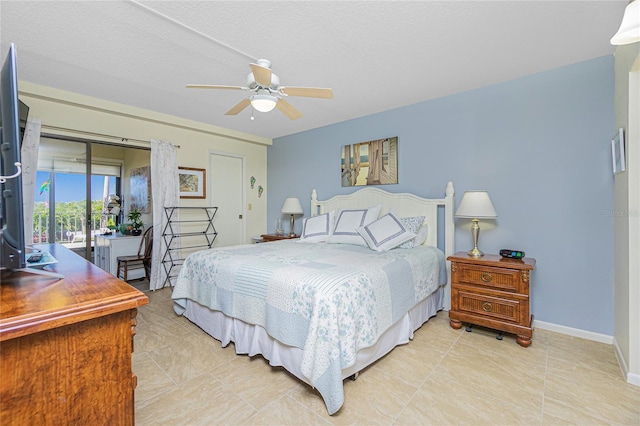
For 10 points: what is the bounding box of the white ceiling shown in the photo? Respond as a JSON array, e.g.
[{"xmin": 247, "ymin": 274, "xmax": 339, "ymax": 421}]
[{"xmin": 0, "ymin": 1, "xmax": 628, "ymax": 140}]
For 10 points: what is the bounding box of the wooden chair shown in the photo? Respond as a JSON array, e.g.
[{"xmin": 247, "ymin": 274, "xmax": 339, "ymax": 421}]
[{"xmin": 116, "ymin": 226, "xmax": 153, "ymax": 282}]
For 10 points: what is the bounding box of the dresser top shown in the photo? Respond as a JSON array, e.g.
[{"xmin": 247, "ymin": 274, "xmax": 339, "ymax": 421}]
[{"xmin": 1, "ymin": 244, "xmax": 148, "ymax": 341}]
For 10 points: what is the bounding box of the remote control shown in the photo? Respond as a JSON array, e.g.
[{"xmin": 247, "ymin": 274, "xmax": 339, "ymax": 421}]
[
  {"xmin": 27, "ymin": 254, "xmax": 43, "ymax": 263},
  {"xmin": 500, "ymin": 249, "xmax": 525, "ymax": 259}
]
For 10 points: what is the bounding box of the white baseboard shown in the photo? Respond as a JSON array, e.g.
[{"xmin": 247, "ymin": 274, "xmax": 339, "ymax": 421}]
[
  {"xmin": 628, "ymin": 372, "xmax": 640, "ymax": 386},
  {"xmin": 533, "ymin": 319, "xmax": 614, "ymax": 344},
  {"xmin": 613, "ymin": 337, "xmax": 640, "ymax": 387},
  {"xmin": 534, "ymin": 320, "xmax": 640, "ymax": 387}
]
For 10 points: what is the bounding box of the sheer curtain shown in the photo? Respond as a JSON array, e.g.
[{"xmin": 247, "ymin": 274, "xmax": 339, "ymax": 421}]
[
  {"xmin": 20, "ymin": 118, "xmax": 41, "ymax": 245},
  {"xmin": 150, "ymin": 139, "xmax": 179, "ymax": 291}
]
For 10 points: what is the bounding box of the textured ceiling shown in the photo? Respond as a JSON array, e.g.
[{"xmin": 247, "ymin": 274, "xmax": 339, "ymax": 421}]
[{"xmin": 0, "ymin": 1, "xmax": 628, "ymax": 140}]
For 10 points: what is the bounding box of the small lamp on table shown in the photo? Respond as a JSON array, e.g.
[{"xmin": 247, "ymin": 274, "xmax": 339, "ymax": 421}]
[
  {"xmin": 455, "ymin": 190, "xmax": 497, "ymax": 257},
  {"xmin": 281, "ymin": 197, "xmax": 303, "ymax": 237}
]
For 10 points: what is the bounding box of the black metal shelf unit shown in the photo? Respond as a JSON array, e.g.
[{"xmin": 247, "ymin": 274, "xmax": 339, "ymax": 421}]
[{"xmin": 161, "ymin": 206, "xmax": 218, "ymax": 287}]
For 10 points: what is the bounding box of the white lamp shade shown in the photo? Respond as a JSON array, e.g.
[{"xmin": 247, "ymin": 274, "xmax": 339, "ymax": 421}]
[
  {"xmin": 611, "ymin": 0, "xmax": 640, "ymax": 45},
  {"xmin": 281, "ymin": 197, "xmax": 303, "ymax": 215},
  {"xmin": 455, "ymin": 191, "xmax": 497, "ymax": 219},
  {"xmin": 250, "ymin": 94, "xmax": 278, "ymax": 112}
]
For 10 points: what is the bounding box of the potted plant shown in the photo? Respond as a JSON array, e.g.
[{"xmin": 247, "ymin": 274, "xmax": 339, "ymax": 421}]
[{"xmin": 127, "ymin": 209, "xmax": 143, "ymax": 236}]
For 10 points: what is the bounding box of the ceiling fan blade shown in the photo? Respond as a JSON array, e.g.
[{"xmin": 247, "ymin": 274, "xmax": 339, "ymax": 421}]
[
  {"xmin": 280, "ymin": 87, "xmax": 334, "ymax": 99},
  {"xmin": 250, "ymin": 62, "xmax": 272, "ymax": 87},
  {"xmin": 225, "ymin": 98, "xmax": 251, "ymax": 115},
  {"xmin": 276, "ymin": 98, "xmax": 303, "ymax": 120},
  {"xmin": 186, "ymin": 84, "xmax": 245, "ymax": 90}
]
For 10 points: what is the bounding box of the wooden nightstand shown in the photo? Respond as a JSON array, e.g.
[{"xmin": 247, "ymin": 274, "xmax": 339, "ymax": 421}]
[
  {"xmin": 260, "ymin": 234, "xmax": 299, "ymax": 242},
  {"xmin": 447, "ymin": 252, "xmax": 536, "ymax": 347}
]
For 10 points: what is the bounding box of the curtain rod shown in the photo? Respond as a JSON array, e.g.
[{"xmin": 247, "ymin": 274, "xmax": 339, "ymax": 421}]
[{"xmin": 40, "ymin": 124, "xmax": 181, "ymax": 148}]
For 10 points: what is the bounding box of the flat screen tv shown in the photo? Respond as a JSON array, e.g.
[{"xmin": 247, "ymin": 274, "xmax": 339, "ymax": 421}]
[{"xmin": 0, "ymin": 43, "xmax": 28, "ymax": 270}]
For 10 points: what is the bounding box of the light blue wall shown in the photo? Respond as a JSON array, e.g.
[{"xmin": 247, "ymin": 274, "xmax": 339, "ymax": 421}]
[{"xmin": 267, "ymin": 56, "xmax": 615, "ymax": 335}]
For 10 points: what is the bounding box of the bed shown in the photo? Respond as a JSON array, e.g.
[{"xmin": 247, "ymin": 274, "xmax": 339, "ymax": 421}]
[{"xmin": 171, "ymin": 182, "xmax": 455, "ymax": 415}]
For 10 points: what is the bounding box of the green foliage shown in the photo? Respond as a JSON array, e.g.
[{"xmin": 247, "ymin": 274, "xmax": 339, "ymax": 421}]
[
  {"xmin": 32, "ymin": 200, "xmax": 104, "ymax": 240},
  {"xmin": 127, "ymin": 209, "xmax": 143, "ymax": 230}
]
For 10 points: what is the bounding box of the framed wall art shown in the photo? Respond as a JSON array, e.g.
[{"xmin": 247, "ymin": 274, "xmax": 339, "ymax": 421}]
[
  {"xmin": 179, "ymin": 167, "xmax": 206, "ymax": 199},
  {"xmin": 341, "ymin": 136, "xmax": 398, "ymax": 187},
  {"xmin": 129, "ymin": 166, "xmax": 151, "ymax": 213},
  {"xmin": 611, "ymin": 128, "xmax": 625, "ymax": 175}
]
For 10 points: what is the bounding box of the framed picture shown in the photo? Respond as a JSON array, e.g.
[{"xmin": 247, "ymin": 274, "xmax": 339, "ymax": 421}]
[
  {"xmin": 179, "ymin": 167, "xmax": 206, "ymax": 199},
  {"xmin": 611, "ymin": 128, "xmax": 626, "ymax": 175},
  {"xmin": 129, "ymin": 166, "xmax": 151, "ymax": 213},
  {"xmin": 341, "ymin": 137, "xmax": 398, "ymax": 187}
]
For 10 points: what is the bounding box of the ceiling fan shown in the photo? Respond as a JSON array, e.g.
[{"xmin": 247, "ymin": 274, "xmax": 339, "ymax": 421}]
[{"xmin": 187, "ymin": 59, "xmax": 333, "ymax": 120}]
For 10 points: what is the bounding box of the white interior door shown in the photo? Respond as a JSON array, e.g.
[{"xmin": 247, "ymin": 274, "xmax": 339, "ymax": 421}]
[{"xmin": 210, "ymin": 152, "xmax": 244, "ymax": 246}]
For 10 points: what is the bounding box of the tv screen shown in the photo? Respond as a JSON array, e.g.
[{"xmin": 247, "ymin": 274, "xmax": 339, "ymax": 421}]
[{"xmin": 0, "ymin": 43, "xmax": 27, "ymax": 270}]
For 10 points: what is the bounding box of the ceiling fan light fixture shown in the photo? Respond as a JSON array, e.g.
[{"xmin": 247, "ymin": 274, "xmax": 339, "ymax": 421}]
[
  {"xmin": 250, "ymin": 94, "xmax": 278, "ymax": 112},
  {"xmin": 189, "ymin": 59, "xmax": 331, "ymax": 119}
]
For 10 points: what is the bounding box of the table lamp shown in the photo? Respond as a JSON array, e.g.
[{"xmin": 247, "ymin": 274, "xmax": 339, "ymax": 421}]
[
  {"xmin": 281, "ymin": 197, "xmax": 303, "ymax": 237},
  {"xmin": 455, "ymin": 190, "xmax": 497, "ymax": 257}
]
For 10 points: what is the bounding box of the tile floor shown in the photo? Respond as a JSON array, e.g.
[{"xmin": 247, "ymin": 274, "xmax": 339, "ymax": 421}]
[{"xmin": 133, "ymin": 288, "xmax": 640, "ymax": 425}]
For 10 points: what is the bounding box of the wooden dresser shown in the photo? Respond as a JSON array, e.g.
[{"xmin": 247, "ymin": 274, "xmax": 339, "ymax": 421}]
[
  {"xmin": 0, "ymin": 244, "xmax": 148, "ymax": 425},
  {"xmin": 447, "ymin": 252, "xmax": 536, "ymax": 347}
]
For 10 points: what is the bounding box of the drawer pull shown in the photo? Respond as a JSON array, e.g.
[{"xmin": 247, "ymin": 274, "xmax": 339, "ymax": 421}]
[
  {"xmin": 482, "ymin": 302, "xmax": 493, "ymax": 312},
  {"xmin": 481, "ymin": 272, "xmax": 492, "ymax": 282}
]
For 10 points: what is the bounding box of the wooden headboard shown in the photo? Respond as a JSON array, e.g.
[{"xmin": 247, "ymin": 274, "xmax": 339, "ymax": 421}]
[{"xmin": 310, "ymin": 182, "xmax": 455, "ymax": 308}]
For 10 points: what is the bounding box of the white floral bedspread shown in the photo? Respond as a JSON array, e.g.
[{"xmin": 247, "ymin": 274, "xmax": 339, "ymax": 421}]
[{"xmin": 172, "ymin": 240, "xmax": 446, "ymax": 414}]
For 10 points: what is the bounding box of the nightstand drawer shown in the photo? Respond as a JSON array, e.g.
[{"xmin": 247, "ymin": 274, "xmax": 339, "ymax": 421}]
[
  {"xmin": 456, "ymin": 264, "xmax": 522, "ymax": 293},
  {"xmin": 454, "ymin": 289, "xmax": 522, "ymax": 323}
]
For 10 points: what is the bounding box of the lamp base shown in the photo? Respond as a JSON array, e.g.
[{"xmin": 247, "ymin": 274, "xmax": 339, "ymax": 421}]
[
  {"xmin": 467, "ymin": 247, "xmax": 484, "ymax": 257},
  {"xmin": 289, "ymin": 214, "xmax": 296, "ymax": 238},
  {"xmin": 468, "ymin": 218, "xmax": 484, "ymax": 257}
]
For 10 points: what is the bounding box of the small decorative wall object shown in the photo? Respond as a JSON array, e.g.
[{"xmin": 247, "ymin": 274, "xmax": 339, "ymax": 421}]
[
  {"xmin": 179, "ymin": 167, "xmax": 206, "ymax": 199},
  {"xmin": 39, "ymin": 179, "xmax": 50, "ymax": 196},
  {"xmin": 258, "ymin": 185, "xmax": 264, "ymax": 197},
  {"xmin": 130, "ymin": 166, "xmax": 151, "ymax": 213},
  {"xmin": 341, "ymin": 136, "xmax": 398, "ymax": 187},
  {"xmin": 250, "ymin": 176, "xmax": 256, "ymax": 189},
  {"xmin": 611, "ymin": 128, "xmax": 626, "ymax": 175}
]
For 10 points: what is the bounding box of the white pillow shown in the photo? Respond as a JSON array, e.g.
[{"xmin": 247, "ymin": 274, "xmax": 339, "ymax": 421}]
[
  {"xmin": 298, "ymin": 211, "xmax": 334, "ymax": 243},
  {"xmin": 327, "ymin": 205, "xmax": 381, "ymax": 246},
  {"xmin": 398, "ymin": 216, "xmax": 425, "ymax": 249},
  {"xmin": 413, "ymin": 224, "xmax": 429, "ymax": 246},
  {"xmin": 356, "ymin": 211, "xmax": 416, "ymax": 252}
]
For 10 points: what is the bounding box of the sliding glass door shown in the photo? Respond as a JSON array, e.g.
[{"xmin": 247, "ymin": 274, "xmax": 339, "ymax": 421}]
[{"xmin": 35, "ymin": 138, "xmax": 122, "ymax": 261}]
